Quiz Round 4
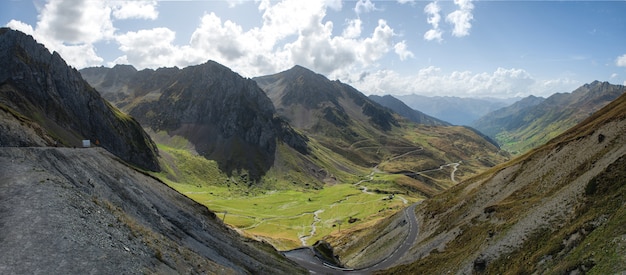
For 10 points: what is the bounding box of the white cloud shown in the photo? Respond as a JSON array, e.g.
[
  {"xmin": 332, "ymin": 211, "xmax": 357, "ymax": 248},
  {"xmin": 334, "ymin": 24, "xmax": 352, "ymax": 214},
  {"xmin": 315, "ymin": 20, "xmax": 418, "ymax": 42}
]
[
  {"xmin": 352, "ymin": 66, "xmax": 581, "ymax": 98},
  {"xmin": 190, "ymin": 13, "xmax": 247, "ymax": 61},
  {"xmin": 4, "ymin": 0, "xmax": 164, "ymax": 68},
  {"xmin": 394, "ymin": 40, "xmax": 414, "ymax": 61},
  {"xmin": 115, "ymin": 28, "xmax": 179, "ymax": 69},
  {"xmin": 110, "ymin": 0, "xmax": 399, "ymax": 78},
  {"xmin": 616, "ymin": 54, "xmax": 626, "ymax": 67},
  {"xmin": 424, "ymin": 1, "xmax": 442, "ymax": 42},
  {"xmin": 354, "ymin": 0, "xmax": 377, "ymax": 15},
  {"xmin": 397, "ymin": 0, "xmax": 415, "ymax": 4},
  {"xmin": 112, "ymin": 0, "xmax": 158, "ymax": 20},
  {"xmin": 342, "ymin": 18, "xmax": 362, "ymax": 39},
  {"xmin": 7, "ymin": 19, "xmax": 104, "ymax": 68},
  {"xmin": 36, "ymin": 0, "xmax": 114, "ymax": 44},
  {"xmin": 446, "ymin": 0, "xmax": 474, "ymax": 37},
  {"xmin": 325, "ymin": 0, "xmax": 343, "ymax": 11}
]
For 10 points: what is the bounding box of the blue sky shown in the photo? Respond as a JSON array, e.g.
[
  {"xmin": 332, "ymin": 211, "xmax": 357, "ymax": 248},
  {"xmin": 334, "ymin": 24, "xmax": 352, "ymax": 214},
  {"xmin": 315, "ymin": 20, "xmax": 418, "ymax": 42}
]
[{"xmin": 2, "ymin": 0, "xmax": 626, "ymax": 98}]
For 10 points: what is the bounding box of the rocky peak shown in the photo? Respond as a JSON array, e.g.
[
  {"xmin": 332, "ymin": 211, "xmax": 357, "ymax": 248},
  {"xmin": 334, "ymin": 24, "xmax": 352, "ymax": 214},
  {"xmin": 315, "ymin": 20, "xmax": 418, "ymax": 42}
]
[
  {"xmin": 88, "ymin": 60, "xmax": 310, "ymax": 180},
  {"xmin": 0, "ymin": 28, "xmax": 160, "ymax": 171}
]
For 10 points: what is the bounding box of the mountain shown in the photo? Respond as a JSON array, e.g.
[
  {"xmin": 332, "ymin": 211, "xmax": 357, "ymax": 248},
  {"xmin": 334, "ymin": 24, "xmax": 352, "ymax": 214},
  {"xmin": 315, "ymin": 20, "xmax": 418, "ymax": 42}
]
[
  {"xmin": 352, "ymin": 91, "xmax": 626, "ymax": 273},
  {"xmin": 368, "ymin": 94, "xmax": 451, "ymax": 126},
  {"xmin": 0, "ymin": 28, "xmax": 159, "ymax": 171},
  {"xmin": 473, "ymin": 81, "xmax": 626, "ymax": 154},
  {"xmin": 0, "ymin": 29, "xmax": 303, "ymax": 274},
  {"xmin": 82, "ymin": 62, "xmax": 308, "ymax": 181},
  {"xmin": 255, "ymin": 65, "xmax": 399, "ymax": 137},
  {"xmin": 255, "ymin": 65, "xmax": 508, "ymax": 190},
  {"xmin": 396, "ymin": 94, "xmax": 515, "ymax": 126},
  {"xmin": 471, "ymin": 95, "xmax": 545, "ymax": 138}
]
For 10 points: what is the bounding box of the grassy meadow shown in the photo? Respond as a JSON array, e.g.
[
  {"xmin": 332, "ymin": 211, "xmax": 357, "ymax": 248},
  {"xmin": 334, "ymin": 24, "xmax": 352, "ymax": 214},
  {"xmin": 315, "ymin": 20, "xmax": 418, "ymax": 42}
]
[{"xmin": 154, "ymin": 142, "xmax": 420, "ymax": 250}]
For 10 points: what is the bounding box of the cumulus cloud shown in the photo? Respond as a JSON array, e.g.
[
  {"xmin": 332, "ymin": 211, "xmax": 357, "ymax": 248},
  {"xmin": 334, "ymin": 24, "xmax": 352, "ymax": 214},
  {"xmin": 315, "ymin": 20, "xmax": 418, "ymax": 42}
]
[
  {"xmin": 423, "ymin": 1, "xmax": 442, "ymax": 42},
  {"xmin": 342, "ymin": 18, "xmax": 362, "ymax": 39},
  {"xmin": 616, "ymin": 54, "xmax": 626, "ymax": 67},
  {"xmin": 354, "ymin": 0, "xmax": 377, "ymax": 15},
  {"xmin": 4, "ymin": 0, "xmax": 163, "ymax": 68},
  {"xmin": 446, "ymin": 0, "xmax": 474, "ymax": 37},
  {"xmin": 36, "ymin": 0, "xmax": 114, "ymax": 44},
  {"xmin": 109, "ymin": 0, "xmax": 400, "ymax": 78},
  {"xmin": 7, "ymin": 18, "xmax": 104, "ymax": 68},
  {"xmin": 112, "ymin": 0, "xmax": 158, "ymax": 20},
  {"xmin": 352, "ymin": 66, "xmax": 580, "ymax": 98},
  {"xmin": 115, "ymin": 28, "xmax": 179, "ymax": 68},
  {"xmin": 394, "ymin": 41, "xmax": 414, "ymax": 61}
]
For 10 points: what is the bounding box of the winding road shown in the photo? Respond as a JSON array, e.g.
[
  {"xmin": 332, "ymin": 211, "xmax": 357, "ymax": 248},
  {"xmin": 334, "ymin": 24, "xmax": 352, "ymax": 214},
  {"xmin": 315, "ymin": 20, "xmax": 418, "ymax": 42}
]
[{"xmin": 284, "ymin": 203, "xmax": 420, "ymax": 274}]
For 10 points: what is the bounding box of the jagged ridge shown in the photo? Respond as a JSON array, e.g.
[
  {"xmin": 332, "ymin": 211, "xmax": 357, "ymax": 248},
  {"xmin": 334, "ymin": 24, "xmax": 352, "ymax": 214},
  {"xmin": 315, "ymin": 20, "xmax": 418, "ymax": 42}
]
[{"xmin": 0, "ymin": 28, "xmax": 159, "ymax": 171}]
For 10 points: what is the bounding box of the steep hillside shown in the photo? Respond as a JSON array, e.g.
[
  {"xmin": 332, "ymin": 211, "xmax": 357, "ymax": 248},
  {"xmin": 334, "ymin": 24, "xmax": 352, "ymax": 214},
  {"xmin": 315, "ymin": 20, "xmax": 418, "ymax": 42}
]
[
  {"xmin": 379, "ymin": 91, "xmax": 626, "ymax": 274},
  {"xmin": 256, "ymin": 67, "xmax": 508, "ymax": 188},
  {"xmin": 472, "ymin": 95, "xmax": 545, "ymax": 138},
  {"xmin": 473, "ymin": 81, "xmax": 625, "ymax": 154},
  {"xmin": 0, "ymin": 28, "xmax": 159, "ymax": 171},
  {"xmin": 83, "ymin": 63, "xmax": 509, "ymax": 249},
  {"xmin": 0, "ymin": 147, "xmax": 305, "ymax": 274},
  {"xmin": 396, "ymin": 94, "xmax": 515, "ymax": 126},
  {"xmin": 369, "ymin": 94, "xmax": 451, "ymax": 126},
  {"xmin": 82, "ymin": 62, "xmax": 308, "ymax": 181}
]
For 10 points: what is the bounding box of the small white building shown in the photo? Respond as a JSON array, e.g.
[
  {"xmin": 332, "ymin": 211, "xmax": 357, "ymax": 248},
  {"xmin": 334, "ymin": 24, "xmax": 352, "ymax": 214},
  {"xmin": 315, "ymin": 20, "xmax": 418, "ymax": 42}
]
[{"xmin": 82, "ymin": 140, "xmax": 91, "ymax": 148}]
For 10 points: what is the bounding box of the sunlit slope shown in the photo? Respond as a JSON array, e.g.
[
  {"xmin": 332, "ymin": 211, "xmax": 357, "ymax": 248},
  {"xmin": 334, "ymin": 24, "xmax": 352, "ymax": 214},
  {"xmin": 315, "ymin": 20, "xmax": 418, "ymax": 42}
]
[
  {"xmin": 383, "ymin": 89, "xmax": 626, "ymax": 274},
  {"xmin": 474, "ymin": 81, "xmax": 625, "ymax": 155}
]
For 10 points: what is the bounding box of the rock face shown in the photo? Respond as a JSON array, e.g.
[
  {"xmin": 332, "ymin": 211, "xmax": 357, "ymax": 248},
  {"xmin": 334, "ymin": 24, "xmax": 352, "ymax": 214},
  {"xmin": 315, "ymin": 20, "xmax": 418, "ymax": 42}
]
[
  {"xmin": 369, "ymin": 94, "xmax": 451, "ymax": 126},
  {"xmin": 82, "ymin": 61, "xmax": 308, "ymax": 180},
  {"xmin": 0, "ymin": 28, "xmax": 159, "ymax": 171},
  {"xmin": 255, "ymin": 65, "xmax": 399, "ymax": 139}
]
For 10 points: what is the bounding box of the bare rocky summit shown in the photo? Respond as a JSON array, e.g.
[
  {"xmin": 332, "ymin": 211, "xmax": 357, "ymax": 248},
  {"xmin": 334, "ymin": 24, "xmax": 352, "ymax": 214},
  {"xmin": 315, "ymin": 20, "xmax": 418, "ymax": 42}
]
[
  {"xmin": 0, "ymin": 28, "xmax": 159, "ymax": 171},
  {"xmin": 82, "ymin": 62, "xmax": 309, "ymax": 181}
]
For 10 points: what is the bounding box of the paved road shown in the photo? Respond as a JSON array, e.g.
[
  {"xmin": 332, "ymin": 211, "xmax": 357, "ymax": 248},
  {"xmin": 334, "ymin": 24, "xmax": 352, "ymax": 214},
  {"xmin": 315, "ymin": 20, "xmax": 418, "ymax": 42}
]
[{"xmin": 284, "ymin": 203, "xmax": 419, "ymax": 274}]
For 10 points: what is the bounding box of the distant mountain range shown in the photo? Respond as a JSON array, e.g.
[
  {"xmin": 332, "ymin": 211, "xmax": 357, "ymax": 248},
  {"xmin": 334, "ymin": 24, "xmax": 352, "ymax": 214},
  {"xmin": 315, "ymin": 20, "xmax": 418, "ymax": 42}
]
[
  {"xmin": 473, "ymin": 81, "xmax": 625, "ymax": 154},
  {"xmin": 395, "ymin": 94, "xmax": 517, "ymax": 126},
  {"xmin": 368, "ymin": 95, "xmax": 451, "ymax": 126}
]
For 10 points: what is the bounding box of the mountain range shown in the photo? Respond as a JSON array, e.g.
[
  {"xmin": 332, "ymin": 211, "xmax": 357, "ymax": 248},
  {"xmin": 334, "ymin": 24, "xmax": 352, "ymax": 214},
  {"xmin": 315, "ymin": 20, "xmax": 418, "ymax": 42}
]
[
  {"xmin": 83, "ymin": 63, "xmax": 507, "ymax": 194},
  {"xmin": 329, "ymin": 83, "xmax": 626, "ymax": 274},
  {"xmin": 473, "ymin": 81, "xmax": 626, "ymax": 154},
  {"xmin": 368, "ymin": 94, "xmax": 451, "ymax": 126},
  {"xmin": 0, "ymin": 28, "xmax": 303, "ymax": 274},
  {"xmin": 5, "ymin": 27, "xmax": 625, "ymax": 274},
  {"xmin": 395, "ymin": 94, "xmax": 517, "ymax": 126}
]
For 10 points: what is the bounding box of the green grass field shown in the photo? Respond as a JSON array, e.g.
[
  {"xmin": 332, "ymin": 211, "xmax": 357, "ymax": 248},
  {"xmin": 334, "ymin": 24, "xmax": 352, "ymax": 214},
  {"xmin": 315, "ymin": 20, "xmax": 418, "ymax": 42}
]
[
  {"xmin": 165, "ymin": 179, "xmax": 415, "ymax": 250},
  {"xmin": 153, "ymin": 143, "xmax": 419, "ymax": 250}
]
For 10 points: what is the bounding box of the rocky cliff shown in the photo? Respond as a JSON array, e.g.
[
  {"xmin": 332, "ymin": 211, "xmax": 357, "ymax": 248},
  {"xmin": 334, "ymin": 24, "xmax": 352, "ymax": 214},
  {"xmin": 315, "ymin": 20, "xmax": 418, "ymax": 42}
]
[
  {"xmin": 82, "ymin": 61, "xmax": 308, "ymax": 181},
  {"xmin": 0, "ymin": 28, "xmax": 159, "ymax": 171}
]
